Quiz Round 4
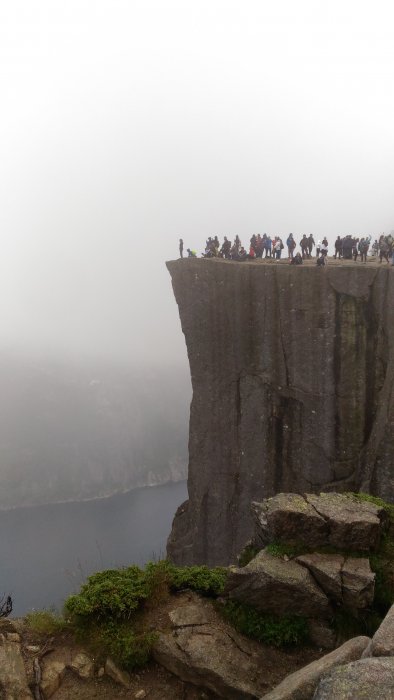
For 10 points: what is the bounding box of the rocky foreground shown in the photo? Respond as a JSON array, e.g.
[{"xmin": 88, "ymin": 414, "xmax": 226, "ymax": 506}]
[{"xmin": 3, "ymin": 491, "xmax": 394, "ymax": 698}]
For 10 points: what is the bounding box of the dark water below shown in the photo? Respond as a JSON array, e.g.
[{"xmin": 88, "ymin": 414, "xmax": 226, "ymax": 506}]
[{"xmin": 0, "ymin": 480, "xmax": 187, "ymax": 616}]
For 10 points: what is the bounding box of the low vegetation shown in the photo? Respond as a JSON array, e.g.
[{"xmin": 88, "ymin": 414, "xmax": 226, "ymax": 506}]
[
  {"xmin": 220, "ymin": 600, "xmax": 309, "ymax": 647},
  {"xmin": 25, "ymin": 610, "xmax": 68, "ymax": 635},
  {"xmin": 64, "ymin": 561, "xmax": 227, "ymax": 670}
]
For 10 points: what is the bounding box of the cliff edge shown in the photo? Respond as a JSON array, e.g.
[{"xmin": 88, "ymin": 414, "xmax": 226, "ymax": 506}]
[{"xmin": 166, "ymin": 258, "xmax": 394, "ymax": 566}]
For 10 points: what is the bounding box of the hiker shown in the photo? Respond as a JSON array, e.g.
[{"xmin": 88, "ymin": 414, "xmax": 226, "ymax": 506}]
[
  {"xmin": 179, "ymin": 239, "xmax": 184, "ymax": 258},
  {"xmin": 300, "ymin": 235, "xmax": 309, "ymax": 259},
  {"xmin": 287, "ymin": 233, "xmax": 296, "ymax": 259},
  {"xmin": 307, "ymin": 234, "xmax": 315, "ymax": 258},
  {"xmin": 320, "ymin": 238, "xmax": 328, "ymax": 257},
  {"xmin": 353, "ymin": 238, "xmax": 359, "ymax": 261},
  {"xmin": 274, "ymin": 238, "xmax": 284, "ymax": 259},
  {"xmin": 255, "ymin": 234, "xmax": 263, "ymax": 258},
  {"xmin": 379, "ymin": 235, "xmax": 390, "ymax": 263},
  {"xmin": 342, "ymin": 235, "xmax": 353, "ymax": 260},
  {"xmin": 264, "ymin": 235, "xmax": 272, "ymax": 258},
  {"xmin": 317, "ymin": 253, "xmax": 326, "ymax": 266},
  {"xmin": 187, "ymin": 248, "xmax": 197, "ymax": 257},
  {"xmin": 334, "ymin": 236, "xmax": 342, "ymax": 259},
  {"xmin": 220, "ymin": 237, "xmax": 232, "ymax": 259},
  {"xmin": 249, "ymin": 243, "xmax": 256, "ymax": 259},
  {"xmin": 360, "ymin": 236, "xmax": 371, "ymax": 263},
  {"xmin": 290, "ymin": 252, "xmax": 303, "ymax": 265}
]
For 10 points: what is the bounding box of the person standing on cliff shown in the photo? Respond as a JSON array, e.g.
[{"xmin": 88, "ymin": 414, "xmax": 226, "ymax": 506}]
[
  {"xmin": 307, "ymin": 234, "xmax": 315, "ymax": 258},
  {"xmin": 179, "ymin": 239, "xmax": 184, "ymax": 258},
  {"xmin": 287, "ymin": 233, "xmax": 296, "ymax": 259}
]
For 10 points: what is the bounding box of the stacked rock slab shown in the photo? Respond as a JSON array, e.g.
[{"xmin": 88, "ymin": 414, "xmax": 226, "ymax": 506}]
[
  {"xmin": 225, "ymin": 493, "xmax": 384, "ymax": 628},
  {"xmin": 225, "ymin": 550, "xmax": 332, "ymax": 618},
  {"xmin": 153, "ymin": 592, "xmax": 270, "ymax": 699},
  {"xmin": 252, "ymin": 492, "xmax": 387, "ymax": 551},
  {"xmin": 167, "ymin": 259, "xmax": 394, "ymax": 566}
]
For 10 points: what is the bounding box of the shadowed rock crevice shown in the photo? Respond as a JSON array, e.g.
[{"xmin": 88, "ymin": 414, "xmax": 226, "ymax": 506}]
[{"xmin": 166, "ymin": 259, "xmax": 394, "ymax": 566}]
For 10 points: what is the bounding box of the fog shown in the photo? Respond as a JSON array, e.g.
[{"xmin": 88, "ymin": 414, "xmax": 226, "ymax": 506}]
[{"xmin": 0, "ymin": 1, "xmax": 393, "ymax": 365}]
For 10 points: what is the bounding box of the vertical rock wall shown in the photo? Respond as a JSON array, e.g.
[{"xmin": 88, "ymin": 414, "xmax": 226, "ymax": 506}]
[{"xmin": 166, "ymin": 259, "xmax": 394, "ymax": 566}]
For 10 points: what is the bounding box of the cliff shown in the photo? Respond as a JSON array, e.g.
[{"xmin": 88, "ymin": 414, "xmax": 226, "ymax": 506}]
[{"xmin": 166, "ymin": 258, "xmax": 394, "ymax": 566}]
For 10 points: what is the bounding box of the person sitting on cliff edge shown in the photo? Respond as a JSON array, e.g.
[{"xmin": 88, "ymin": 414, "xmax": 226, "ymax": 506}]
[
  {"xmin": 186, "ymin": 248, "xmax": 197, "ymax": 257},
  {"xmin": 290, "ymin": 252, "xmax": 303, "ymax": 265}
]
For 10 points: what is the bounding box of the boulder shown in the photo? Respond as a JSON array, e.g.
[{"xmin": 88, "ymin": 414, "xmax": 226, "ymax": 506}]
[
  {"xmin": 296, "ymin": 554, "xmax": 344, "ymax": 602},
  {"xmin": 69, "ymin": 652, "xmax": 95, "ymax": 680},
  {"xmin": 0, "ymin": 636, "xmax": 33, "ymax": 700},
  {"xmin": 313, "ymin": 657, "xmax": 394, "ymax": 699},
  {"xmin": 153, "ymin": 592, "xmax": 269, "ymax": 698},
  {"xmin": 252, "ymin": 494, "xmax": 328, "ymax": 549},
  {"xmin": 105, "ymin": 657, "xmax": 130, "ymax": 688},
  {"xmin": 370, "ymin": 603, "xmax": 394, "ymax": 657},
  {"xmin": 341, "ymin": 557, "xmax": 375, "ymax": 609},
  {"xmin": 305, "ymin": 493, "xmax": 384, "ymax": 551},
  {"xmin": 261, "ymin": 636, "xmax": 369, "ymax": 700},
  {"xmin": 224, "ymin": 550, "xmax": 331, "ymax": 618},
  {"xmin": 40, "ymin": 660, "xmax": 66, "ymax": 699},
  {"xmin": 296, "ymin": 553, "xmax": 375, "ymax": 610}
]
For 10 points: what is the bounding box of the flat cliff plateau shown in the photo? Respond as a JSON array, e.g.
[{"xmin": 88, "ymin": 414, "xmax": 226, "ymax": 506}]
[{"xmin": 166, "ymin": 258, "xmax": 394, "ymax": 566}]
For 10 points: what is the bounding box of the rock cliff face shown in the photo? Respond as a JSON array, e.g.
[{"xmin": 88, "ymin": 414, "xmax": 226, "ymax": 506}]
[{"xmin": 166, "ymin": 259, "xmax": 394, "ymax": 566}]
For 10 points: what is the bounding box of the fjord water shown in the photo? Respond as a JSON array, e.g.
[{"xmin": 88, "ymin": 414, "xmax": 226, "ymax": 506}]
[{"xmin": 1, "ymin": 480, "xmax": 187, "ymax": 616}]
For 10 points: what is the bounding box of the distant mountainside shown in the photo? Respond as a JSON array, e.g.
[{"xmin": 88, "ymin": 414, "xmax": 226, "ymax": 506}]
[{"xmin": 0, "ymin": 358, "xmax": 190, "ymax": 508}]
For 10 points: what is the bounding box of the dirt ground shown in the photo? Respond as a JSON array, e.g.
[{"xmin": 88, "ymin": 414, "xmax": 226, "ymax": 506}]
[{"xmin": 15, "ymin": 593, "xmax": 322, "ymax": 700}]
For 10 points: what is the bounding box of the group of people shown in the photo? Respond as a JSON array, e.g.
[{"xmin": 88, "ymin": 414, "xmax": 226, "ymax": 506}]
[
  {"xmin": 333, "ymin": 234, "xmax": 394, "ymax": 264},
  {"xmin": 178, "ymin": 233, "xmax": 394, "ymax": 266}
]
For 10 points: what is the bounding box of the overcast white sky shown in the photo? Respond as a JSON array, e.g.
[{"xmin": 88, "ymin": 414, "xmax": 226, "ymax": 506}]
[{"xmin": 0, "ymin": 0, "xmax": 393, "ymax": 365}]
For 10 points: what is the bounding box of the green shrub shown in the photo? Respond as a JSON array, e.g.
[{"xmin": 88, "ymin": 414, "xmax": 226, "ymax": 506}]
[
  {"xmin": 25, "ymin": 610, "xmax": 67, "ymax": 635},
  {"xmin": 96, "ymin": 621, "xmax": 157, "ymax": 670},
  {"xmin": 351, "ymin": 492, "xmax": 394, "ymax": 520},
  {"xmin": 65, "ymin": 566, "xmax": 150, "ymax": 622},
  {"xmin": 238, "ymin": 544, "xmax": 260, "ymax": 567},
  {"xmin": 220, "ymin": 600, "xmax": 309, "ymax": 647},
  {"xmin": 64, "ymin": 560, "xmax": 228, "ymax": 670},
  {"xmin": 167, "ymin": 564, "xmax": 228, "ymax": 596},
  {"xmin": 265, "ymin": 541, "xmax": 305, "ymax": 558}
]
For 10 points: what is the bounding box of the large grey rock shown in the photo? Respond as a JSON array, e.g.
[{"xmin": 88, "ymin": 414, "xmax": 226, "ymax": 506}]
[
  {"xmin": 69, "ymin": 652, "xmax": 94, "ymax": 680},
  {"xmin": 252, "ymin": 494, "xmax": 328, "ymax": 548},
  {"xmin": 296, "ymin": 553, "xmax": 375, "ymax": 610},
  {"xmin": 105, "ymin": 657, "xmax": 130, "ymax": 688},
  {"xmin": 166, "ymin": 259, "xmax": 394, "ymax": 566},
  {"xmin": 313, "ymin": 657, "xmax": 394, "ymax": 699},
  {"xmin": 153, "ymin": 593, "xmax": 269, "ymax": 698},
  {"xmin": 305, "ymin": 493, "xmax": 384, "ymax": 552},
  {"xmin": 0, "ymin": 635, "xmax": 32, "ymax": 700},
  {"xmin": 341, "ymin": 557, "xmax": 375, "ymax": 609},
  {"xmin": 296, "ymin": 553, "xmax": 344, "ymax": 601},
  {"xmin": 224, "ymin": 550, "xmax": 331, "ymax": 618},
  {"xmin": 262, "ymin": 636, "xmax": 369, "ymax": 700},
  {"xmin": 370, "ymin": 603, "xmax": 394, "ymax": 656},
  {"xmin": 40, "ymin": 660, "xmax": 66, "ymax": 699}
]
